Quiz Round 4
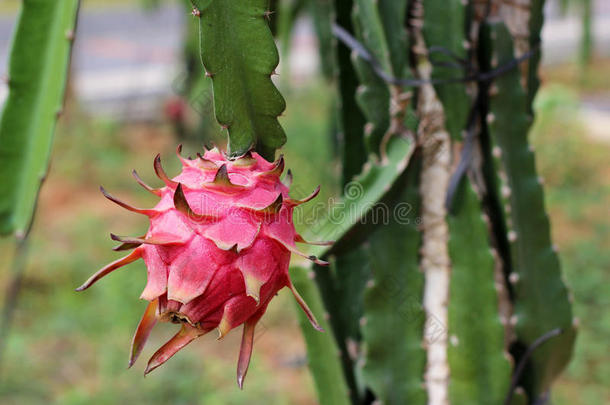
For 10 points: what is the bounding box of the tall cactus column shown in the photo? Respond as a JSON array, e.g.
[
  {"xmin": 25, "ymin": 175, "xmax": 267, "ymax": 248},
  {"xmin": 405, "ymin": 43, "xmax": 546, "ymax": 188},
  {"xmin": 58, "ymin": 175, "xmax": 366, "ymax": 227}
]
[
  {"xmin": 0, "ymin": 0, "xmax": 81, "ymax": 369},
  {"xmin": 480, "ymin": 19, "xmax": 577, "ymax": 400}
]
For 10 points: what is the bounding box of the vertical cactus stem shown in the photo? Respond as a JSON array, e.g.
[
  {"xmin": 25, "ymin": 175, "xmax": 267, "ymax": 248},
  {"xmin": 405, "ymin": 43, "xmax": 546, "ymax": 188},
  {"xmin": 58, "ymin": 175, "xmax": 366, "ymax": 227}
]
[
  {"xmin": 0, "ymin": 0, "xmax": 79, "ymax": 236},
  {"xmin": 302, "ymin": 135, "xmax": 414, "ymax": 260},
  {"xmin": 490, "ymin": 244, "xmax": 515, "ymax": 348},
  {"xmin": 483, "ymin": 23, "xmax": 576, "ymax": 397},
  {"xmin": 422, "ymin": 0, "xmax": 470, "ymax": 141},
  {"xmin": 361, "ymin": 155, "xmax": 426, "ymax": 404},
  {"xmin": 447, "ymin": 178, "xmax": 513, "ymax": 404}
]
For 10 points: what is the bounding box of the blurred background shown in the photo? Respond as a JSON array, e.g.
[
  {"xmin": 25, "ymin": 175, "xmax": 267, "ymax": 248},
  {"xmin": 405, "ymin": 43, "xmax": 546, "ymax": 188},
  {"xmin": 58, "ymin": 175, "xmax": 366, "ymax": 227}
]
[{"xmin": 0, "ymin": 0, "xmax": 608, "ymax": 404}]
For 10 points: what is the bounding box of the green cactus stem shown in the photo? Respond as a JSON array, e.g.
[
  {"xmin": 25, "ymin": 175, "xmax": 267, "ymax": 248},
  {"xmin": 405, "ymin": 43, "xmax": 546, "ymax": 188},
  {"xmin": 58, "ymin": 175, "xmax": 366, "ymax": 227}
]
[
  {"xmin": 360, "ymin": 156, "xmax": 426, "ymax": 405},
  {"xmin": 422, "ymin": 0, "xmax": 471, "ymax": 141},
  {"xmin": 190, "ymin": 0, "xmax": 286, "ymax": 160},
  {"xmin": 0, "ymin": 0, "xmax": 80, "ymax": 237},
  {"xmin": 447, "ymin": 177, "xmax": 512, "ymax": 405},
  {"xmin": 481, "ymin": 21, "xmax": 576, "ymax": 399}
]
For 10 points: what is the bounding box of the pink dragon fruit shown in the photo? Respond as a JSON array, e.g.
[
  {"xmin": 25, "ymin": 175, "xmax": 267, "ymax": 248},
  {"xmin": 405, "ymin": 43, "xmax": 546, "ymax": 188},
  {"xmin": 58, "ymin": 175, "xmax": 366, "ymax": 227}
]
[{"xmin": 76, "ymin": 146, "xmax": 329, "ymax": 387}]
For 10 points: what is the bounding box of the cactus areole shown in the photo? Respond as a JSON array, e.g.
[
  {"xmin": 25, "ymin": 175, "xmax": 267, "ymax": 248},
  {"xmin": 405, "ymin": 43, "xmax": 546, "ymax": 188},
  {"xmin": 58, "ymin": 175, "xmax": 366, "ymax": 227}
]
[{"xmin": 77, "ymin": 146, "xmax": 328, "ymax": 388}]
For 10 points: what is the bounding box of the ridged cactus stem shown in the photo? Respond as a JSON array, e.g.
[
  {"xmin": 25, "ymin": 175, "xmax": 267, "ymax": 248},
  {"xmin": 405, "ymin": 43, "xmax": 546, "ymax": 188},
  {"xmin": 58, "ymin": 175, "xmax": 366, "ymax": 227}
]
[
  {"xmin": 0, "ymin": 0, "xmax": 81, "ymax": 236},
  {"xmin": 189, "ymin": 0, "xmax": 287, "ymax": 160},
  {"xmin": 360, "ymin": 156, "xmax": 427, "ymax": 404},
  {"xmin": 481, "ymin": 21, "xmax": 576, "ymax": 399},
  {"xmin": 0, "ymin": 0, "xmax": 80, "ymax": 373}
]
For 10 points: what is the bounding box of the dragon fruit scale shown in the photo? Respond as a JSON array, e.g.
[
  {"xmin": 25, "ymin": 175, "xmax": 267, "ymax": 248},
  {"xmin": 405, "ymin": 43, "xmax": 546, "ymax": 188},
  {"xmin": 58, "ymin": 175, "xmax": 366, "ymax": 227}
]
[{"xmin": 76, "ymin": 146, "xmax": 330, "ymax": 388}]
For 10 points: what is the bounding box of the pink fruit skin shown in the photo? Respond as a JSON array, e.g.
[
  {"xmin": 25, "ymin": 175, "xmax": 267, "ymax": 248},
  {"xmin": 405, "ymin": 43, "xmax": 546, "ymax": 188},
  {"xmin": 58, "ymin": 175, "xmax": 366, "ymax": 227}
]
[{"xmin": 77, "ymin": 147, "xmax": 328, "ymax": 388}]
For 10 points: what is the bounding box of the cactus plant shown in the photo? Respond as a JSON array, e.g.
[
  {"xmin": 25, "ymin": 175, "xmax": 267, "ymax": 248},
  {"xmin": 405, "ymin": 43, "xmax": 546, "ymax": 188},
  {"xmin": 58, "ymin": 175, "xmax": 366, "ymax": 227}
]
[
  {"xmin": 0, "ymin": 0, "xmax": 80, "ymax": 237},
  {"xmin": 0, "ymin": 0, "xmax": 575, "ymax": 402},
  {"xmin": 0, "ymin": 0, "xmax": 80, "ymax": 368},
  {"xmin": 294, "ymin": 1, "xmax": 576, "ymax": 404}
]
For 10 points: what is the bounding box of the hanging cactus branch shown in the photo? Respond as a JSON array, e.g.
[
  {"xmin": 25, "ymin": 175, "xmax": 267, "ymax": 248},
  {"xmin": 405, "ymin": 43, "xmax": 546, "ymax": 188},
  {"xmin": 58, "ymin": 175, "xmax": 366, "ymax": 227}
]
[{"xmin": 190, "ymin": 0, "xmax": 286, "ymax": 160}]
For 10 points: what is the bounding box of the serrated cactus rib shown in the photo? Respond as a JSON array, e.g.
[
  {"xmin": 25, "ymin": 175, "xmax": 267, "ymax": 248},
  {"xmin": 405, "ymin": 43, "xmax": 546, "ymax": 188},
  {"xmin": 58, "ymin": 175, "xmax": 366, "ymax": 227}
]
[
  {"xmin": 193, "ymin": 0, "xmax": 286, "ymax": 160},
  {"xmin": 361, "ymin": 157, "xmax": 427, "ymax": 405},
  {"xmin": 483, "ymin": 21, "xmax": 576, "ymax": 398},
  {"xmin": 447, "ymin": 177, "xmax": 512, "ymax": 405}
]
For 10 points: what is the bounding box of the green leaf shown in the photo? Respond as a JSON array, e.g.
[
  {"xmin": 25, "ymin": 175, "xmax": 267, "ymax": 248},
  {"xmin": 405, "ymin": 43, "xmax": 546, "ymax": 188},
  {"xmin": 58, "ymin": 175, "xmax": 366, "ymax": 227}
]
[
  {"xmin": 192, "ymin": 0, "xmax": 286, "ymax": 160},
  {"xmin": 290, "ymin": 266, "xmax": 351, "ymax": 405},
  {"xmin": 447, "ymin": 177, "xmax": 512, "ymax": 405},
  {"xmin": 0, "ymin": 0, "xmax": 80, "ymax": 237}
]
